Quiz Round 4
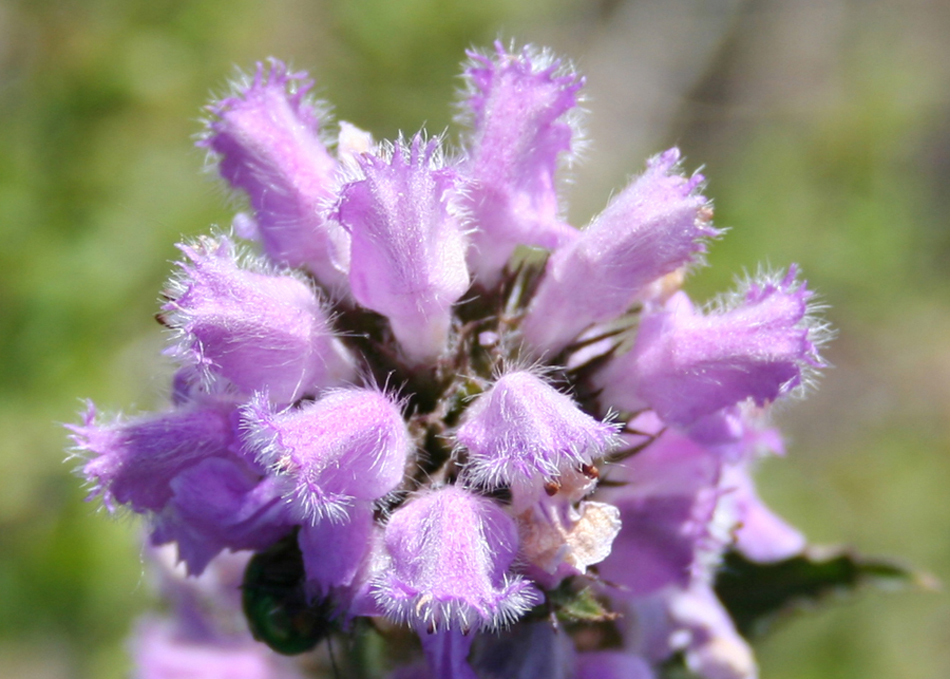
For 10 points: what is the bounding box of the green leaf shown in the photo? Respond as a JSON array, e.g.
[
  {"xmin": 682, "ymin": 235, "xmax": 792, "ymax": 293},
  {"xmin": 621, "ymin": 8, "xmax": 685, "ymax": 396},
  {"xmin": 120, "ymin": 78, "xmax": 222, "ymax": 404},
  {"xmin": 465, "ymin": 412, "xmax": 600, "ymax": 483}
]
[{"xmin": 715, "ymin": 547, "xmax": 930, "ymax": 638}]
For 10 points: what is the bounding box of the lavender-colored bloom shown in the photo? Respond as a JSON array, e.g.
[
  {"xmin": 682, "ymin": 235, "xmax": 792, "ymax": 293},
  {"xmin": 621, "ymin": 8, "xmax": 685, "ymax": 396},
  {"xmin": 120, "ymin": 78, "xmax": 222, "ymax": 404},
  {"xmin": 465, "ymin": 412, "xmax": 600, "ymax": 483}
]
[
  {"xmin": 523, "ymin": 148, "xmax": 719, "ymax": 355},
  {"xmin": 375, "ymin": 485, "xmax": 540, "ymax": 633},
  {"xmin": 596, "ymin": 269, "xmax": 825, "ymax": 427},
  {"xmin": 201, "ymin": 60, "xmax": 349, "ymax": 289},
  {"xmin": 666, "ymin": 583, "xmax": 758, "ymax": 679},
  {"xmin": 334, "ymin": 135, "xmax": 470, "ymax": 364},
  {"xmin": 151, "ymin": 457, "xmax": 291, "ymax": 575},
  {"xmin": 459, "ymin": 42, "xmax": 583, "ymax": 285},
  {"xmin": 597, "ymin": 425, "xmax": 722, "ymax": 597},
  {"xmin": 574, "ymin": 651, "xmax": 655, "ymax": 679},
  {"xmin": 68, "ymin": 401, "xmax": 236, "ymax": 513},
  {"xmin": 241, "ymin": 388, "xmax": 411, "ymax": 524},
  {"xmin": 298, "ymin": 501, "xmax": 375, "ymax": 594},
  {"xmin": 132, "ymin": 617, "xmax": 305, "ymax": 679},
  {"xmin": 65, "ymin": 42, "xmax": 839, "ymax": 679},
  {"xmin": 163, "ymin": 236, "xmax": 354, "ymax": 404},
  {"xmin": 456, "ymin": 371, "xmax": 619, "ymax": 509}
]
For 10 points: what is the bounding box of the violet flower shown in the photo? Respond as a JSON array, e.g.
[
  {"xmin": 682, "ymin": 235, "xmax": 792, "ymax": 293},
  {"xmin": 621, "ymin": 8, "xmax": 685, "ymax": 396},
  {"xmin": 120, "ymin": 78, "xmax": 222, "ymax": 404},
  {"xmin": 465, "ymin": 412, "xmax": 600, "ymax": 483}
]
[
  {"xmin": 334, "ymin": 135, "xmax": 470, "ymax": 365},
  {"xmin": 240, "ymin": 387, "xmax": 411, "ymax": 524},
  {"xmin": 455, "ymin": 370, "xmax": 620, "ymax": 509},
  {"xmin": 459, "ymin": 42, "xmax": 583, "ymax": 286},
  {"xmin": 522, "ymin": 148, "xmax": 721, "ymax": 356},
  {"xmin": 201, "ymin": 60, "xmax": 350, "ymax": 290},
  {"xmin": 162, "ymin": 235, "xmax": 354, "ymax": 404},
  {"xmin": 66, "ymin": 42, "xmax": 835, "ymax": 679}
]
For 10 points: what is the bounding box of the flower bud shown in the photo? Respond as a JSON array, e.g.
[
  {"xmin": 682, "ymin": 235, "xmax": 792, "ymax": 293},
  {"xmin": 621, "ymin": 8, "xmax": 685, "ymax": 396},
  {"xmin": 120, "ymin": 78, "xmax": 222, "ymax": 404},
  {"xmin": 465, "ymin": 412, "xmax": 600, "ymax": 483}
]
[
  {"xmin": 163, "ymin": 236, "xmax": 354, "ymax": 404},
  {"xmin": 460, "ymin": 42, "xmax": 583, "ymax": 285},
  {"xmin": 456, "ymin": 370, "xmax": 619, "ymax": 510},
  {"xmin": 335, "ymin": 135, "xmax": 470, "ymax": 364},
  {"xmin": 201, "ymin": 60, "xmax": 349, "ymax": 289},
  {"xmin": 523, "ymin": 148, "xmax": 719, "ymax": 355},
  {"xmin": 596, "ymin": 268, "xmax": 826, "ymax": 427},
  {"xmin": 240, "ymin": 388, "xmax": 411, "ymax": 524}
]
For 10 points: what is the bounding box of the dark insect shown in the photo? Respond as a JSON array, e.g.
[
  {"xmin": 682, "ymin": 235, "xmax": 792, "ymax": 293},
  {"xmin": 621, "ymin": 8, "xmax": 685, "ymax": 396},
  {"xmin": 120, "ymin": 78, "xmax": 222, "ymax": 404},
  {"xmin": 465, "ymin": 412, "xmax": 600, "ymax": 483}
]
[{"xmin": 242, "ymin": 532, "xmax": 338, "ymax": 655}]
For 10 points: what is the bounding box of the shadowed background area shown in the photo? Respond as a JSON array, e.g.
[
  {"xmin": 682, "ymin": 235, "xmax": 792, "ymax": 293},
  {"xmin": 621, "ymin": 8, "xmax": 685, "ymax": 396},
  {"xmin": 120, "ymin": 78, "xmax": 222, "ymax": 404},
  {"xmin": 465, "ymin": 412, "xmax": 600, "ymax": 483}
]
[{"xmin": 0, "ymin": 0, "xmax": 947, "ymax": 677}]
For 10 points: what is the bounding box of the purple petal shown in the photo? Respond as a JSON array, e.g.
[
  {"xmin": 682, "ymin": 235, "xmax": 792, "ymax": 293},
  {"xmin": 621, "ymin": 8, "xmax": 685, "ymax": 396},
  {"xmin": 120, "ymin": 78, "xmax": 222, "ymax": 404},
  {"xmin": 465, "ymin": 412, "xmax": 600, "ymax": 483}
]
[
  {"xmin": 418, "ymin": 629, "xmax": 479, "ymax": 679},
  {"xmin": 335, "ymin": 135, "xmax": 470, "ymax": 364},
  {"xmin": 523, "ymin": 148, "xmax": 719, "ymax": 355},
  {"xmin": 667, "ymin": 583, "xmax": 758, "ymax": 679},
  {"xmin": 241, "ymin": 388, "xmax": 411, "ymax": 524},
  {"xmin": 201, "ymin": 60, "xmax": 349, "ymax": 288},
  {"xmin": 132, "ymin": 617, "xmax": 303, "ymax": 679},
  {"xmin": 375, "ymin": 485, "xmax": 540, "ymax": 632},
  {"xmin": 460, "ymin": 42, "xmax": 583, "ymax": 284},
  {"xmin": 456, "ymin": 371, "xmax": 619, "ymax": 509},
  {"xmin": 575, "ymin": 651, "xmax": 655, "ymax": 679},
  {"xmin": 597, "ymin": 428, "xmax": 723, "ymax": 596},
  {"xmin": 68, "ymin": 401, "xmax": 236, "ymax": 513},
  {"xmin": 299, "ymin": 501, "xmax": 375, "ymax": 594},
  {"xmin": 471, "ymin": 620, "xmax": 577, "ymax": 679},
  {"xmin": 597, "ymin": 269, "xmax": 826, "ymax": 427},
  {"xmin": 721, "ymin": 464, "xmax": 805, "ymax": 562},
  {"xmin": 162, "ymin": 236, "xmax": 354, "ymax": 403},
  {"xmin": 151, "ymin": 457, "xmax": 292, "ymax": 576}
]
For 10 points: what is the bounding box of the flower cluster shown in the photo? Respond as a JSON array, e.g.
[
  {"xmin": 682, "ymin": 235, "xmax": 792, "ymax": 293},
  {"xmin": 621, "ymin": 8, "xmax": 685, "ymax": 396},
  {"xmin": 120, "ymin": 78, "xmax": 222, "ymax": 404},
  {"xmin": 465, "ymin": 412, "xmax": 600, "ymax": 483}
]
[{"xmin": 68, "ymin": 43, "xmax": 829, "ymax": 679}]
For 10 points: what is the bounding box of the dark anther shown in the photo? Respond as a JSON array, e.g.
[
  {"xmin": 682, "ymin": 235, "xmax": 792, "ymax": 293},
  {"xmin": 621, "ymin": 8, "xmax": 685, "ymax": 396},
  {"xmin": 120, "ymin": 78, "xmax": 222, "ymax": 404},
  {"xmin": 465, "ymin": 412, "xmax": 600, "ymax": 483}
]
[{"xmin": 581, "ymin": 463, "xmax": 600, "ymax": 479}]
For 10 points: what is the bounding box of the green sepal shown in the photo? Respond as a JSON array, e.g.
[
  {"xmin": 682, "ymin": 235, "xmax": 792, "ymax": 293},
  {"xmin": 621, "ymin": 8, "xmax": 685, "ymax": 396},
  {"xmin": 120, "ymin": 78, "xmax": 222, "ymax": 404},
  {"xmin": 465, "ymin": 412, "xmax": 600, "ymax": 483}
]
[{"xmin": 549, "ymin": 585, "xmax": 619, "ymax": 624}]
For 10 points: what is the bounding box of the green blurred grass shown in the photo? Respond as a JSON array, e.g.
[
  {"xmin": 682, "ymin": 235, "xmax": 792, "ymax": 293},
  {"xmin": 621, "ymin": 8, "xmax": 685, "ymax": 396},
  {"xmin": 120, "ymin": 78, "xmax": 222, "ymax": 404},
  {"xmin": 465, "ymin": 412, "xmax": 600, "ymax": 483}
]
[{"xmin": 0, "ymin": 1, "xmax": 946, "ymax": 678}]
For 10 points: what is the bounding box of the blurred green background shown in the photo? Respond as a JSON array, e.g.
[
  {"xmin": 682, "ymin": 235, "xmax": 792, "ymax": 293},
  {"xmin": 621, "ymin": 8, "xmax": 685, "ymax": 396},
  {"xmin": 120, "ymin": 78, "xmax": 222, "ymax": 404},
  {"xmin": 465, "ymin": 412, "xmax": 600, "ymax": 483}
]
[{"xmin": 0, "ymin": 0, "xmax": 947, "ymax": 677}]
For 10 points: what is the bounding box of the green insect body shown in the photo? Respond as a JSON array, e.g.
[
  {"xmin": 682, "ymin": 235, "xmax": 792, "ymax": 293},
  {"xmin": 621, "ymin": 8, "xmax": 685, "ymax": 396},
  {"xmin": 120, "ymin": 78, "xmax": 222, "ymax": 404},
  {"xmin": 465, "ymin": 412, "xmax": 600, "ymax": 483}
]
[{"xmin": 242, "ymin": 533, "xmax": 338, "ymax": 655}]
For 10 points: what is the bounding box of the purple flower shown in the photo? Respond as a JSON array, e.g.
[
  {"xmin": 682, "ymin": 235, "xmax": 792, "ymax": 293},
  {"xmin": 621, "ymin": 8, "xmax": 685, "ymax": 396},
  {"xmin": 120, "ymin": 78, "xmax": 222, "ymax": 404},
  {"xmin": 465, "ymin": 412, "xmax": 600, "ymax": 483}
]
[
  {"xmin": 459, "ymin": 42, "xmax": 583, "ymax": 285},
  {"xmin": 151, "ymin": 457, "xmax": 291, "ymax": 575},
  {"xmin": 66, "ymin": 42, "xmax": 837, "ymax": 679},
  {"xmin": 596, "ymin": 268, "xmax": 826, "ymax": 427},
  {"xmin": 374, "ymin": 485, "xmax": 540, "ymax": 633},
  {"xmin": 132, "ymin": 617, "xmax": 305, "ymax": 679},
  {"xmin": 574, "ymin": 652, "xmax": 655, "ymax": 679},
  {"xmin": 68, "ymin": 400, "xmax": 236, "ymax": 513},
  {"xmin": 523, "ymin": 148, "xmax": 720, "ymax": 355},
  {"xmin": 455, "ymin": 370, "xmax": 619, "ymax": 509},
  {"xmin": 162, "ymin": 236, "xmax": 354, "ymax": 404},
  {"xmin": 240, "ymin": 388, "xmax": 411, "ymax": 524},
  {"xmin": 334, "ymin": 135, "xmax": 470, "ymax": 364},
  {"xmin": 201, "ymin": 59, "xmax": 349, "ymax": 289},
  {"xmin": 596, "ymin": 422, "xmax": 723, "ymax": 597}
]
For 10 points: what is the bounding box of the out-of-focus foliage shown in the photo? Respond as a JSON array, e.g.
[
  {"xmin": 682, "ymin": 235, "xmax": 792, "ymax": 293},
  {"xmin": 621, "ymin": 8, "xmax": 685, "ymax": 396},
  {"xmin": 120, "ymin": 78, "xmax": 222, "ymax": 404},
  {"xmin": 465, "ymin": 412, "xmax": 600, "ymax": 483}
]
[{"xmin": 0, "ymin": 1, "xmax": 947, "ymax": 678}]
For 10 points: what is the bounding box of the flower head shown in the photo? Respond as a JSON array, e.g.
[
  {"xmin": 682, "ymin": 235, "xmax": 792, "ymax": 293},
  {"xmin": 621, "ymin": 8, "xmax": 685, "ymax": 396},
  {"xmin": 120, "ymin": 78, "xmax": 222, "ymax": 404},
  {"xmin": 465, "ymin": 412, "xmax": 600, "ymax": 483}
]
[{"xmin": 66, "ymin": 42, "xmax": 834, "ymax": 679}]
